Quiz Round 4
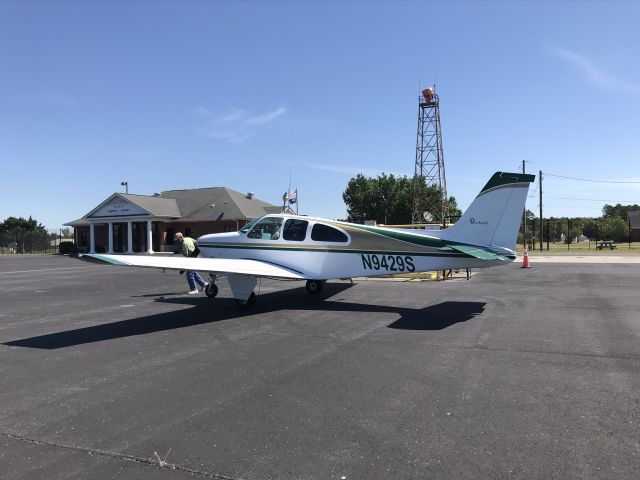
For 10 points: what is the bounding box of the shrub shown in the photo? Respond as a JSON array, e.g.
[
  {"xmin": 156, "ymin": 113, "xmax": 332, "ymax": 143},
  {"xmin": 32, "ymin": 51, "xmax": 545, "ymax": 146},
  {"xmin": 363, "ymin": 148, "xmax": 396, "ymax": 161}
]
[{"xmin": 58, "ymin": 241, "xmax": 77, "ymax": 255}]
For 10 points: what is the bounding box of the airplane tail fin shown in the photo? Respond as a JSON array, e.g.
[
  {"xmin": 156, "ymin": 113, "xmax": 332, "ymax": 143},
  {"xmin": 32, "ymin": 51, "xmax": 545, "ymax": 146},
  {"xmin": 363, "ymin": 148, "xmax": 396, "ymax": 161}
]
[{"xmin": 437, "ymin": 172, "xmax": 535, "ymax": 250}]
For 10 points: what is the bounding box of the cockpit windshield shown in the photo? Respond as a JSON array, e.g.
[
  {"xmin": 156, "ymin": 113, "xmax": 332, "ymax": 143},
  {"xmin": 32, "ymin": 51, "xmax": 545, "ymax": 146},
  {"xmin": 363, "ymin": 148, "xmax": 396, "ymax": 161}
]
[
  {"xmin": 246, "ymin": 217, "xmax": 284, "ymax": 240},
  {"xmin": 240, "ymin": 216, "xmax": 264, "ymax": 234}
]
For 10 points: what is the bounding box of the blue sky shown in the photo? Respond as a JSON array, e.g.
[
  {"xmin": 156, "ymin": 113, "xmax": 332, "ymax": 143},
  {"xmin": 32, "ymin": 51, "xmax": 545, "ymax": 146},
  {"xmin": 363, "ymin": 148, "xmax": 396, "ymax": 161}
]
[{"xmin": 1, "ymin": 1, "xmax": 639, "ymax": 230}]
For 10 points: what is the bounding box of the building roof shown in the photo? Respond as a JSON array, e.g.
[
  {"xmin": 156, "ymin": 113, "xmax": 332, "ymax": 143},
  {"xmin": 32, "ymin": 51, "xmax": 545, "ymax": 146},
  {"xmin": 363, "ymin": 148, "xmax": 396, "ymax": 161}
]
[
  {"xmin": 120, "ymin": 194, "xmax": 181, "ymax": 217},
  {"xmin": 65, "ymin": 187, "xmax": 288, "ymax": 226},
  {"xmin": 628, "ymin": 210, "xmax": 640, "ymax": 229},
  {"xmin": 157, "ymin": 187, "xmax": 278, "ymax": 221}
]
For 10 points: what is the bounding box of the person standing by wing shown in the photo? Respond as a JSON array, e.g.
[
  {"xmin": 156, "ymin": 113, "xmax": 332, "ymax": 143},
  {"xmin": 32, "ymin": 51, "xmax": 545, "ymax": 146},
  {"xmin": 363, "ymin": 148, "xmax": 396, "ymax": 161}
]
[{"xmin": 173, "ymin": 232, "xmax": 207, "ymax": 294}]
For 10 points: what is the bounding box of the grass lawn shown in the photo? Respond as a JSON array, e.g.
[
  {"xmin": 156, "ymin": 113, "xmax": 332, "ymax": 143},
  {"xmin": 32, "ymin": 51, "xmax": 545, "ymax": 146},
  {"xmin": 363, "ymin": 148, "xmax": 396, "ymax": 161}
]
[{"xmin": 516, "ymin": 241, "xmax": 640, "ymax": 254}]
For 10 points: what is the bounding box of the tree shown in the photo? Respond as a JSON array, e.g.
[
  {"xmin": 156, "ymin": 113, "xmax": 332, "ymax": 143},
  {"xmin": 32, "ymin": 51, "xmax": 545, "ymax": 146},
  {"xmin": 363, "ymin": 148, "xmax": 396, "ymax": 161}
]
[
  {"xmin": 0, "ymin": 216, "xmax": 47, "ymax": 253},
  {"xmin": 343, "ymin": 173, "xmax": 460, "ymax": 224},
  {"xmin": 598, "ymin": 216, "xmax": 628, "ymax": 242},
  {"xmin": 602, "ymin": 203, "xmax": 640, "ymax": 219},
  {"xmin": 567, "ymin": 218, "xmax": 584, "ymax": 244}
]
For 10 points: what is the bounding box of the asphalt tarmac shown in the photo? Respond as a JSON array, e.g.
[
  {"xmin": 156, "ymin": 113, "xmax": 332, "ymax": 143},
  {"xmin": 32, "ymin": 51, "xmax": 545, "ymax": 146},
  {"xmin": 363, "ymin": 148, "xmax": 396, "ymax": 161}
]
[{"xmin": 1, "ymin": 255, "xmax": 639, "ymax": 479}]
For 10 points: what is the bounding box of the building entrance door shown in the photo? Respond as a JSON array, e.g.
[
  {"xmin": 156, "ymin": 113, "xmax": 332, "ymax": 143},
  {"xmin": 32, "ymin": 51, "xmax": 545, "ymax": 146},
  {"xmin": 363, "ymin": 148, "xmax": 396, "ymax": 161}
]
[
  {"xmin": 132, "ymin": 223, "xmax": 145, "ymax": 252},
  {"xmin": 113, "ymin": 223, "xmax": 127, "ymax": 252}
]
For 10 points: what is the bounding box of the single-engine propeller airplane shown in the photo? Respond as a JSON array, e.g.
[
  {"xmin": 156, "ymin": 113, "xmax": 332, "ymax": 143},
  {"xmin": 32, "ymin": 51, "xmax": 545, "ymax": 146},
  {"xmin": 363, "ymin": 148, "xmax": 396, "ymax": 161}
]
[{"xmin": 80, "ymin": 172, "xmax": 535, "ymax": 308}]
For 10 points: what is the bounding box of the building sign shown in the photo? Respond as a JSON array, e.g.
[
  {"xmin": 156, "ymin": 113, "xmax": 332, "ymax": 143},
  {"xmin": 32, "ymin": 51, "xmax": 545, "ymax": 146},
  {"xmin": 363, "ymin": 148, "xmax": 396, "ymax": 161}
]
[{"xmin": 89, "ymin": 196, "xmax": 147, "ymax": 218}]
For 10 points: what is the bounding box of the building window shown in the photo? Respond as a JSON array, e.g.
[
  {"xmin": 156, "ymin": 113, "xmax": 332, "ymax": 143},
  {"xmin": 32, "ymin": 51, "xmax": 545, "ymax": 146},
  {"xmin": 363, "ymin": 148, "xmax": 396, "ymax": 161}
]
[{"xmin": 185, "ymin": 227, "xmax": 193, "ymax": 237}]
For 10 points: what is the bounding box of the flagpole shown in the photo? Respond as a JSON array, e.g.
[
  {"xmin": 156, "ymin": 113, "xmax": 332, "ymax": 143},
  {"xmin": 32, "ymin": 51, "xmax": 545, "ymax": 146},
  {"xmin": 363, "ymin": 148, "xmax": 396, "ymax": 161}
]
[{"xmin": 288, "ymin": 172, "xmax": 292, "ymax": 213}]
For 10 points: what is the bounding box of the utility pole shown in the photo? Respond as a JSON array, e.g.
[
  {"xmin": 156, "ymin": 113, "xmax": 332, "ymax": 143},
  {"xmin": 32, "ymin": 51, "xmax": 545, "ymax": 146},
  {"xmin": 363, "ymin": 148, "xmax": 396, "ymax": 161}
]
[
  {"xmin": 539, "ymin": 170, "xmax": 543, "ymax": 251},
  {"xmin": 522, "ymin": 160, "xmax": 527, "ymax": 249}
]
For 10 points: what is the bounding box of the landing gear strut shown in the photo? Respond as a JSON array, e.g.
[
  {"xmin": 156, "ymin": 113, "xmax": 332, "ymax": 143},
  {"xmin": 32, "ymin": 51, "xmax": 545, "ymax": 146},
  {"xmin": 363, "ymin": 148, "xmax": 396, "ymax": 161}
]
[{"xmin": 305, "ymin": 280, "xmax": 325, "ymax": 294}]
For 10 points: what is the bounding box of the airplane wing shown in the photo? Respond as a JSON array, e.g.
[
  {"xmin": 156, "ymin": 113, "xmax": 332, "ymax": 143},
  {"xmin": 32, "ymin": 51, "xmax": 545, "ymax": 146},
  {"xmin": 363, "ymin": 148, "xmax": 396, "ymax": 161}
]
[
  {"xmin": 443, "ymin": 244, "xmax": 511, "ymax": 261},
  {"xmin": 80, "ymin": 254, "xmax": 306, "ymax": 280}
]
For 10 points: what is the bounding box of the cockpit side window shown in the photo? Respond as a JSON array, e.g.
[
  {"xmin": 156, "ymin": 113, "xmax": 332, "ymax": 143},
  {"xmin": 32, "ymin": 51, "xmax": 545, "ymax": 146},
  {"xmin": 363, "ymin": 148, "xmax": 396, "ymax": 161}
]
[
  {"xmin": 247, "ymin": 217, "xmax": 284, "ymax": 240},
  {"xmin": 283, "ymin": 219, "xmax": 308, "ymax": 241},
  {"xmin": 311, "ymin": 223, "xmax": 349, "ymax": 243}
]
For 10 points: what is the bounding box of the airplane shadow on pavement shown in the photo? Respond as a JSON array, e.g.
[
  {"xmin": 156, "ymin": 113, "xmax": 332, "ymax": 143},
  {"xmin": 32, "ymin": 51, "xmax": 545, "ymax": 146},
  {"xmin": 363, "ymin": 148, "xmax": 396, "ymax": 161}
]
[{"xmin": 4, "ymin": 283, "xmax": 485, "ymax": 350}]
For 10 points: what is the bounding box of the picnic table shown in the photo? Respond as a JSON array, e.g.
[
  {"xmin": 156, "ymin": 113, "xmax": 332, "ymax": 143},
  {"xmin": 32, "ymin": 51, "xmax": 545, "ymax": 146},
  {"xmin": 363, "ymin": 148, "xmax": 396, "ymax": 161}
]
[{"xmin": 596, "ymin": 241, "xmax": 617, "ymax": 250}]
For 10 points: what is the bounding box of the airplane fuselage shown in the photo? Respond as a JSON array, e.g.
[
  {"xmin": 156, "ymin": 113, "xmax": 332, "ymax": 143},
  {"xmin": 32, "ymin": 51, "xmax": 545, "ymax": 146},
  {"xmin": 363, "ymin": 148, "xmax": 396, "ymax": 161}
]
[{"xmin": 197, "ymin": 214, "xmax": 512, "ymax": 280}]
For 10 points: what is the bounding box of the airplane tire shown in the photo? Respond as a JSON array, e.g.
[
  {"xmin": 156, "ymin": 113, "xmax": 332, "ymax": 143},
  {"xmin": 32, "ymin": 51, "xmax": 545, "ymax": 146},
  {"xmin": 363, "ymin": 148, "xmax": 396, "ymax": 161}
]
[
  {"xmin": 205, "ymin": 283, "xmax": 218, "ymax": 298},
  {"xmin": 235, "ymin": 292, "xmax": 256, "ymax": 309},
  {"xmin": 305, "ymin": 280, "xmax": 324, "ymax": 294}
]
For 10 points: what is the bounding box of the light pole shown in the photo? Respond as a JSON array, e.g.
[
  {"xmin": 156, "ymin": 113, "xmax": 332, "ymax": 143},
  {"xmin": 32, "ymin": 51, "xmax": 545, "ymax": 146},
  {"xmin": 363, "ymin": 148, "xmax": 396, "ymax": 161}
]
[{"xmin": 121, "ymin": 181, "xmax": 128, "ymax": 194}]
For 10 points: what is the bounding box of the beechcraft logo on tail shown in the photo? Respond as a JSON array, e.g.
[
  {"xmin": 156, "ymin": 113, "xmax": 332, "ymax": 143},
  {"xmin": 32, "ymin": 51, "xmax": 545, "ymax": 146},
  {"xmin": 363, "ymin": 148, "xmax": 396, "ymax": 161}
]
[{"xmin": 469, "ymin": 218, "xmax": 489, "ymax": 225}]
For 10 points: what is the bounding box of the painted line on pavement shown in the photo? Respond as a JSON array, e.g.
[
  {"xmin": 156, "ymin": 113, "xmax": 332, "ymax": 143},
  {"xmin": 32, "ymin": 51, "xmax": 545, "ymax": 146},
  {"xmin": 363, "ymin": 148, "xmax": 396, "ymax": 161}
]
[{"xmin": 2, "ymin": 266, "xmax": 97, "ymax": 275}]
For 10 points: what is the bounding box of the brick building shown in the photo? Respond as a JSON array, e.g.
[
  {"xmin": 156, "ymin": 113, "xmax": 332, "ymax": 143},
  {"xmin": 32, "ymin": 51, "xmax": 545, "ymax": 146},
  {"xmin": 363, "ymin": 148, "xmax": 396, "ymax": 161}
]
[{"xmin": 65, "ymin": 187, "xmax": 290, "ymax": 254}]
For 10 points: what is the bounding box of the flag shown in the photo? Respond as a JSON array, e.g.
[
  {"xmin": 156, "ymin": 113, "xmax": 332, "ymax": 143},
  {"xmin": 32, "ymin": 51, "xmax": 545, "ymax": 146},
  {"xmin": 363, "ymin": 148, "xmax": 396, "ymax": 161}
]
[{"xmin": 288, "ymin": 189, "xmax": 297, "ymax": 204}]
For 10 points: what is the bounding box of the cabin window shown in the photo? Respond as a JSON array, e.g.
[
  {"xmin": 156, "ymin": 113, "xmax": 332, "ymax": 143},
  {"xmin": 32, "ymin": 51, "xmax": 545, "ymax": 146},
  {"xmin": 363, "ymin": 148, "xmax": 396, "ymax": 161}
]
[
  {"xmin": 283, "ymin": 219, "xmax": 308, "ymax": 241},
  {"xmin": 311, "ymin": 223, "xmax": 348, "ymax": 242},
  {"xmin": 247, "ymin": 217, "xmax": 284, "ymax": 240}
]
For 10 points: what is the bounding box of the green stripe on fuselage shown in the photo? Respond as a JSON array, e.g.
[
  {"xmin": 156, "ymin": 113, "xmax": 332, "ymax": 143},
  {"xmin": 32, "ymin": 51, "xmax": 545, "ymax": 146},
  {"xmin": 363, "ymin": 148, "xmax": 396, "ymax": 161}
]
[
  {"xmin": 336, "ymin": 222, "xmax": 449, "ymax": 248},
  {"xmin": 198, "ymin": 243, "xmax": 469, "ymax": 258}
]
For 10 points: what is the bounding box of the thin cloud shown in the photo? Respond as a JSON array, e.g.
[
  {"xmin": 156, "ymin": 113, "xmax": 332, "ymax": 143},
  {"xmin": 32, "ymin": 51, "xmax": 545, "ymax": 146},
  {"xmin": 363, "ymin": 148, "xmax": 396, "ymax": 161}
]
[
  {"xmin": 296, "ymin": 162, "xmax": 410, "ymax": 178},
  {"xmin": 194, "ymin": 105, "xmax": 287, "ymax": 143},
  {"xmin": 193, "ymin": 105, "xmax": 213, "ymax": 117},
  {"xmin": 243, "ymin": 107, "xmax": 286, "ymax": 126},
  {"xmin": 604, "ymin": 44, "xmax": 640, "ymax": 60},
  {"xmin": 206, "ymin": 129, "xmax": 251, "ymax": 144},
  {"xmin": 552, "ymin": 47, "xmax": 640, "ymax": 94}
]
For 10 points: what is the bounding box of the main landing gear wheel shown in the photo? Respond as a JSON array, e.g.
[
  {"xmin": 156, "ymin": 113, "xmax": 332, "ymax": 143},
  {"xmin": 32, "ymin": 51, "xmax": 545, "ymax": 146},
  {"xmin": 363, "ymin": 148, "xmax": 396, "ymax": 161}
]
[
  {"xmin": 235, "ymin": 291, "xmax": 256, "ymax": 309},
  {"xmin": 305, "ymin": 280, "xmax": 325, "ymax": 294},
  {"xmin": 205, "ymin": 283, "xmax": 218, "ymax": 298}
]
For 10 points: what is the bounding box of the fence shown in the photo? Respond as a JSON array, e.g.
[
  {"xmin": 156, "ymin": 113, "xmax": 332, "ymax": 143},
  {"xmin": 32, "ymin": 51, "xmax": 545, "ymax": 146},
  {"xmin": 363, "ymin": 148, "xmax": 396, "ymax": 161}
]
[
  {"xmin": 520, "ymin": 218, "xmax": 638, "ymax": 252},
  {"xmin": 0, "ymin": 229, "xmax": 73, "ymax": 255}
]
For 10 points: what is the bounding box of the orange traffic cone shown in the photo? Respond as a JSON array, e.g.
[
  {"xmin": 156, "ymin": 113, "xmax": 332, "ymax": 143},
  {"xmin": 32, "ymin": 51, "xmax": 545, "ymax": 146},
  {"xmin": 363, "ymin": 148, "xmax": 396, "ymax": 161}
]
[{"xmin": 521, "ymin": 246, "xmax": 531, "ymax": 268}]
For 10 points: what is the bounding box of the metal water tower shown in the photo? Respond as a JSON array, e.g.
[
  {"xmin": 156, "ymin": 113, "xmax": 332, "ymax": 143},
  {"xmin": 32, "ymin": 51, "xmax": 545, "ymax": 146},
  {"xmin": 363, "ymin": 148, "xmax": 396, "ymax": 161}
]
[{"xmin": 412, "ymin": 87, "xmax": 448, "ymax": 225}]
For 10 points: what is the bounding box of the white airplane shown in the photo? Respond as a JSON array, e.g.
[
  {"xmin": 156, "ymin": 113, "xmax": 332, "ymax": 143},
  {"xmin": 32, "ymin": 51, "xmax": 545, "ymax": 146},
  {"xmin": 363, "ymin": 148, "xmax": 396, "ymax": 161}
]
[{"xmin": 81, "ymin": 171, "xmax": 534, "ymax": 308}]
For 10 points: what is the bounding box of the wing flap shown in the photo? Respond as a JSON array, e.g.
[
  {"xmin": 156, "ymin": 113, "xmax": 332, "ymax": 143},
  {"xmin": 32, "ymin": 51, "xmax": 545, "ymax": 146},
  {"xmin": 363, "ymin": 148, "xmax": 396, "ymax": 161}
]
[{"xmin": 80, "ymin": 254, "xmax": 305, "ymax": 279}]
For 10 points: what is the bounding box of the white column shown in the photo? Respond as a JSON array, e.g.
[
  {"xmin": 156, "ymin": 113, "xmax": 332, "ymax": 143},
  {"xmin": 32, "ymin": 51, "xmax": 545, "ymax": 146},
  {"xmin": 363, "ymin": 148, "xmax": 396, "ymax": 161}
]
[
  {"xmin": 108, "ymin": 222, "xmax": 114, "ymax": 253},
  {"xmin": 127, "ymin": 221, "xmax": 133, "ymax": 253},
  {"xmin": 89, "ymin": 223, "xmax": 96, "ymax": 253},
  {"xmin": 147, "ymin": 220, "xmax": 154, "ymax": 253}
]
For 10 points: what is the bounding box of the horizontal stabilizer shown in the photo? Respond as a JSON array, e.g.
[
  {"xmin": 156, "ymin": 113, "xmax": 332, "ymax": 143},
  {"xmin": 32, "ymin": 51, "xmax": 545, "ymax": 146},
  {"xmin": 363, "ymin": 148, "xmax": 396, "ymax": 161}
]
[{"xmin": 444, "ymin": 244, "xmax": 510, "ymax": 261}]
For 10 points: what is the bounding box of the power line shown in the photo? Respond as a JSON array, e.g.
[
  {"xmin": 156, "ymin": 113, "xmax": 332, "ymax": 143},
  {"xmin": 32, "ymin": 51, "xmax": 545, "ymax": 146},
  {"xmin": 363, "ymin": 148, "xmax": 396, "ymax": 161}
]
[
  {"xmin": 544, "ymin": 173, "xmax": 640, "ymax": 184},
  {"xmin": 543, "ymin": 204, "xmax": 604, "ymax": 209},
  {"xmin": 545, "ymin": 196, "xmax": 640, "ymax": 203}
]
